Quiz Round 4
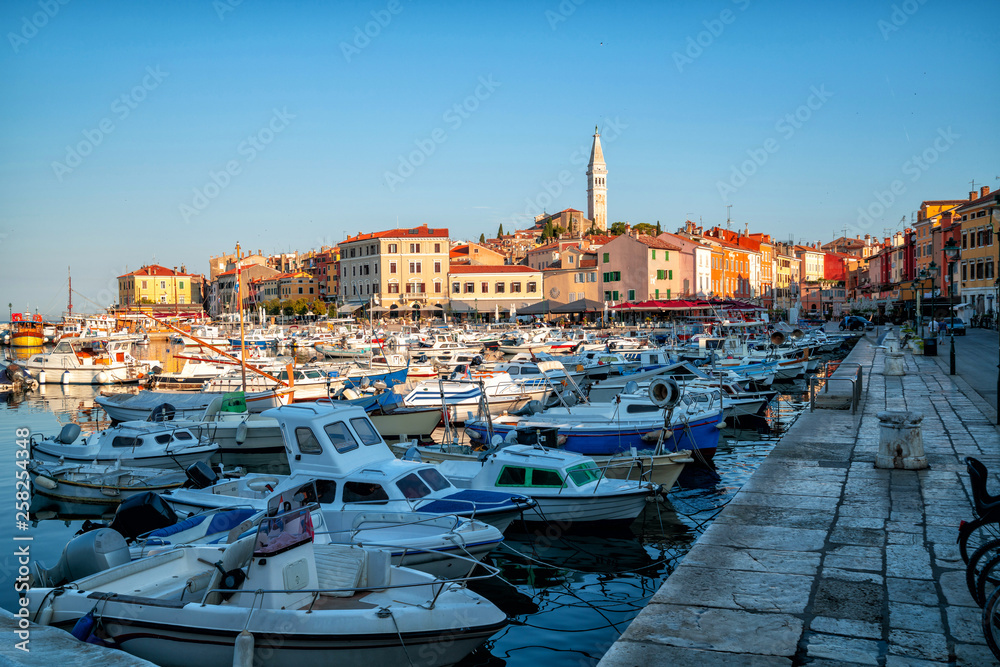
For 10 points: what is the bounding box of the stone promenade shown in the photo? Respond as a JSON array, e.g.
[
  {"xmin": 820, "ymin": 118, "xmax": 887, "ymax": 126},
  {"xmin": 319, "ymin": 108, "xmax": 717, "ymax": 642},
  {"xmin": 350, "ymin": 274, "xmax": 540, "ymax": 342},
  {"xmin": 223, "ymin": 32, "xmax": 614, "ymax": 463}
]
[{"xmin": 600, "ymin": 335, "xmax": 1000, "ymax": 666}]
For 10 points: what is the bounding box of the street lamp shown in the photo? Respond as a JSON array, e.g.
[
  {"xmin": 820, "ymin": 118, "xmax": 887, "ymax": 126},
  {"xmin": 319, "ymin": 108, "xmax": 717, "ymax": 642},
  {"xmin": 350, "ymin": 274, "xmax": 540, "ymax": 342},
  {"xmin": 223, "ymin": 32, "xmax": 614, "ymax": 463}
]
[
  {"xmin": 943, "ymin": 238, "xmax": 961, "ymax": 375},
  {"xmin": 917, "ymin": 268, "xmax": 928, "ymax": 338}
]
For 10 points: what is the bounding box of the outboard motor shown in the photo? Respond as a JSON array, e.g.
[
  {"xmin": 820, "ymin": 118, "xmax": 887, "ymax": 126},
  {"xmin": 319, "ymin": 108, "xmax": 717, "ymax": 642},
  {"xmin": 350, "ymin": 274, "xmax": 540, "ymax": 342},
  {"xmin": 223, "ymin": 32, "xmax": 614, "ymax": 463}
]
[
  {"xmin": 110, "ymin": 491, "xmax": 178, "ymax": 541},
  {"xmin": 512, "ymin": 400, "xmax": 544, "ymax": 416},
  {"xmin": 185, "ymin": 461, "xmax": 218, "ymax": 489},
  {"xmin": 148, "ymin": 403, "xmax": 176, "ymax": 422},
  {"xmin": 32, "ymin": 528, "xmax": 129, "ymax": 587}
]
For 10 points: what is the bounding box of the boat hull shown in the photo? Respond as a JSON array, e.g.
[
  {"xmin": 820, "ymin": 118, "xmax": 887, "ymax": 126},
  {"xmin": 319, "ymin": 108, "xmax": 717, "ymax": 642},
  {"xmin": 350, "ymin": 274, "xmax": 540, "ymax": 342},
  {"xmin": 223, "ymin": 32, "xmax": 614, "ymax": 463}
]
[
  {"xmin": 465, "ymin": 412, "xmax": 722, "ymax": 463},
  {"xmin": 34, "ymin": 592, "xmax": 505, "ymax": 667}
]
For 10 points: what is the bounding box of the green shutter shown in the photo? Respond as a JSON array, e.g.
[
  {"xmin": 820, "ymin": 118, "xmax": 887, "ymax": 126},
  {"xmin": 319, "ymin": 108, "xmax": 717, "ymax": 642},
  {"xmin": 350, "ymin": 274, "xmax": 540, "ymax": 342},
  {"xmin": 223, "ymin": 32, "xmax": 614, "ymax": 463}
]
[
  {"xmin": 668, "ymin": 270, "xmax": 673, "ymax": 279},
  {"xmin": 666, "ymin": 289, "xmax": 671, "ymax": 299},
  {"xmin": 665, "ymin": 251, "xmax": 669, "ymax": 261},
  {"xmin": 603, "ymin": 252, "xmax": 609, "ymax": 262},
  {"xmin": 655, "ymin": 288, "xmax": 659, "ymax": 298},
  {"xmin": 613, "ymin": 291, "xmax": 619, "ymax": 300},
  {"xmin": 651, "ymin": 250, "xmax": 656, "ymax": 260}
]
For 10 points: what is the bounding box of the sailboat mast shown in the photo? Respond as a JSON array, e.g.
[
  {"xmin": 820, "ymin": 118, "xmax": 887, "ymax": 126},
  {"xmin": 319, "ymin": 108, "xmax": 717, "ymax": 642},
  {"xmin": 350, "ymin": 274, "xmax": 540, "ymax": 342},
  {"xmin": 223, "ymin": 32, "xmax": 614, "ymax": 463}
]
[
  {"xmin": 68, "ymin": 267, "xmax": 72, "ymax": 315},
  {"xmin": 236, "ymin": 242, "xmax": 247, "ymax": 392}
]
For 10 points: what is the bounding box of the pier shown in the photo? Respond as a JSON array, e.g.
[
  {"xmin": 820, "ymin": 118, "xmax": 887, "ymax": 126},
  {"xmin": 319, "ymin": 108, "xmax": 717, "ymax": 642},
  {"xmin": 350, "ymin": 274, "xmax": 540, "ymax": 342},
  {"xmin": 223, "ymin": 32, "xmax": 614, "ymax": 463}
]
[{"xmin": 600, "ymin": 333, "xmax": 1000, "ymax": 665}]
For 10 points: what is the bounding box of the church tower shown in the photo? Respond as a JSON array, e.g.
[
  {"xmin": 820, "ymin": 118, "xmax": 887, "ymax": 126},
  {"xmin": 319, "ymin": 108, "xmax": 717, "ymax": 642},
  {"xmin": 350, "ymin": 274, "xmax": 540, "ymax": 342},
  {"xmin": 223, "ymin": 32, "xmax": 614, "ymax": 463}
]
[{"xmin": 586, "ymin": 125, "xmax": 607, "ymax": 231}]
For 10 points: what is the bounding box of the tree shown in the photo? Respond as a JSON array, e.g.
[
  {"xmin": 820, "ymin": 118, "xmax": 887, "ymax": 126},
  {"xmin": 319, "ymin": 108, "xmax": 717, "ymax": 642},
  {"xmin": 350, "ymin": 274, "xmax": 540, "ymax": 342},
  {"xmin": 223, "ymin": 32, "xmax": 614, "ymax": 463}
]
[
  {"xmin": 609, "ymin": 222, "xmax": 629, "ymax": 236},
  {"xmin": 552, "ymin": 225, "xmax": 566, "ymax": 238},
  {"xmin": 327, "ymin": 302, "xmax": 339, "ymax": 317},
  {"xmin": 479, "ymin": 233, "xmax": 486, "ymax": 244},
  {"xmin": 497, "ymin": 224, "xmax": 504, "ymax": 238},
  {"xmin": 656, "ymin": 220, "xmax": 662, "ymax": 235},
  {"xmin": 282, "ymin": 303, "xmax": 295, "ymax": 318},
  {"xmin": 634, "ymin": 223, "xmax": 657, "ymax": 236}
]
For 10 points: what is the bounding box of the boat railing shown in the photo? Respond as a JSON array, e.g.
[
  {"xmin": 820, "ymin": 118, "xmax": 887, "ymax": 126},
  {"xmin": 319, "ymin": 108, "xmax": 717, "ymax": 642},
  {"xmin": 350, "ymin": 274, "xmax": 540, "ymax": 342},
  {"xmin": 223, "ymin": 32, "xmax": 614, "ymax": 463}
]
[{"xmin": 204, "ymin": 549, "xmax": 503, "ymax": 610}]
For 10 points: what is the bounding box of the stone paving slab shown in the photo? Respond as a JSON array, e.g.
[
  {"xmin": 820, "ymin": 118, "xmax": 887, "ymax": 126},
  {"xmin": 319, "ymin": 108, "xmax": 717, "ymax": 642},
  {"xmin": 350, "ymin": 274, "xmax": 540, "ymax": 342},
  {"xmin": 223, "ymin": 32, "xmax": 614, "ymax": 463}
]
[{"xmin": 600, "ymin": 335, "xmax": 1000, "ymax": 666}]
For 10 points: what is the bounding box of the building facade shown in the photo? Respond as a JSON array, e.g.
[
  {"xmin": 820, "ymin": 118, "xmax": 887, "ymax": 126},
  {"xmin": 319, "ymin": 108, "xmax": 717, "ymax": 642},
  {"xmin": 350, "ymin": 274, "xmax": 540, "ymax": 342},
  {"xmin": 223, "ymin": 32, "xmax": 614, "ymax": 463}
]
[
  {"xmin": 338, "ymin": 225, "xmax": 451, "ymax": 315},
  {"xmin": 957, "ymin": 187, "xmax": 998, "ymax": 317}
]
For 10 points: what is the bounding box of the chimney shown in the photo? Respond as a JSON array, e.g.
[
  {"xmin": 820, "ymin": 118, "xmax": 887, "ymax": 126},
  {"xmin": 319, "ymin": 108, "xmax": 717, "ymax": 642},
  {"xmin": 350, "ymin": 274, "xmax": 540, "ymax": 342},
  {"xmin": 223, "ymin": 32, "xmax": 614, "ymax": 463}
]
[
  {"xmin": 981, "ymin": 186, "xmax": 991, "ymax": 198},
  {"xmin": 970, "ymin": 191, "xmax": 977, "ymax": 201}
]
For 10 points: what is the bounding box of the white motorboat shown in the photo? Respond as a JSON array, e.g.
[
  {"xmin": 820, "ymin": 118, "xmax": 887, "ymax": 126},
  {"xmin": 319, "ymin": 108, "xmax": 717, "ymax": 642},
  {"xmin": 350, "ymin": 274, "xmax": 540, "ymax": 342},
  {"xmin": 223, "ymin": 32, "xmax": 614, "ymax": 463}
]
[
  {"xmin": 422, "ymin": 442, "xmax": 660, "ymax": 525},
  {"xmin": 21, "ymin": 338, "xmax": 159, "ymax": 385},
  {"xmin": 160, "ymin": 402, "xmax": 535, "ymax": 531},
  {"xmin": 29, "ymin": 422, "xmax": 218, "ymax": 469},
  {"xmin": 392, "ymin": 441, "xmax": 692, "ymax": 490},
  {"xmin": 28, "ymin": 506, "xmax": 507, "ymax": 667},
  {"xmin": 95, "ymin": 388, "xmax": 291, "ymax": 422},
  {"xmin": 402, "ymin": 366, "xmax": 546, "ymax": 422},
  {"xmin": 134, "ymin": 482, "xmax": 504, "ymax": 578},
  {"xmin": 27, "ymin": 459, "xmax": 188, "ymax": 511}
]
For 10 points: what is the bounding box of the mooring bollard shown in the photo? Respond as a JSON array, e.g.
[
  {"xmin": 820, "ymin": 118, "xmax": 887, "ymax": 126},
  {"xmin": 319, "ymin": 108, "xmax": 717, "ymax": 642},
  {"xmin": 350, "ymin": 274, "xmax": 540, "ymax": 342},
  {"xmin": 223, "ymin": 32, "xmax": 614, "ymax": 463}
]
[
  {"xmin": 875, "ymin": 410, "xmax": 927, "ymax": 470},
  {"xmin": 883, "ymin": 351, "xmax": 906, "ymax": 376}
]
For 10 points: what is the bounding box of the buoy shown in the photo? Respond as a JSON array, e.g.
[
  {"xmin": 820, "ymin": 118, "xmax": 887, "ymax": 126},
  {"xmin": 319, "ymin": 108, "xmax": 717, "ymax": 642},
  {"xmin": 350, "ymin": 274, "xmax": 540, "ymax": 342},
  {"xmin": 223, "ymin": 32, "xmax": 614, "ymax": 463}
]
[
  {"xmin": 37, "ymin": 370, "xmax": 46, "ymax": 385},
  {"xmin": 233, "ymin": 629, "xmax": 255, "ymax": 667}
]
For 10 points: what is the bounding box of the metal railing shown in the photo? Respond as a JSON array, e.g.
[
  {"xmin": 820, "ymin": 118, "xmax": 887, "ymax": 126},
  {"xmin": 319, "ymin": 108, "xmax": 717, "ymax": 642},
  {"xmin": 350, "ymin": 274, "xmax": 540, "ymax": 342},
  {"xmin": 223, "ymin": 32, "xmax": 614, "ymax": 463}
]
[{"xmin": 809, "ymin": 362, "xmax": 864, "ymax": 415}]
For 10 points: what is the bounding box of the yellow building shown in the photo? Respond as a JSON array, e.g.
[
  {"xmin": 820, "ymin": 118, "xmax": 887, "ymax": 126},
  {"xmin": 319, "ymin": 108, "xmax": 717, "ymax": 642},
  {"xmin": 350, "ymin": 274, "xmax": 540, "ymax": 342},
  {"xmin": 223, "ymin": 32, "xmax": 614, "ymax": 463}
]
[
  {"xmin": 338, "ymin": 224, "xmax": 451, "ymax": 318},
  {"xmin": 447, "ymin": 265, "xmax": 543, "ymax": 316},
  {"xmin": 957, "ymin": 187, "xmax": 998, "ymax": 317},
  {"xmin": 118, "ymin": 265, "xmax": 196, "ymax": 306}
]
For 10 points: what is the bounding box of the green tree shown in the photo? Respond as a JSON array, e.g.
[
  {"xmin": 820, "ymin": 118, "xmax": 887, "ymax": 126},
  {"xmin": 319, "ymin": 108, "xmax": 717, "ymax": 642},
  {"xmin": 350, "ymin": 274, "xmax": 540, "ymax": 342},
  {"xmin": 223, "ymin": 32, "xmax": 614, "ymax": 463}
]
[
  {"xmin": 634, "ymin": 222, "xmax": 657, "ymax": 236},
  {"xmin": 479, "ymin": 233, "xmax": 486, "ymax": 244},
  {"xmin": 293, "ymin": 299, "xmax": 309, "ymax": 316},
  {"xmin": 327, "ymin": 302, "xmax": 339, "ymax": 317},
  {"xmin": 656, "ymin": 220, "xmax": 662, "ymax": 235},
  {"xmin": 609, "ymin": 222, "xmax": 629, "ymax": 236},
  {"xmin": 497, "ymin": 223, "xmax": 504, "ymax": 238},
  {"xmin": 552, "ymin": 225, "xmax": 566, "ymax": 238},
  {"xmin": 282, "ymin": 303, "xmax": 295, "ymax": 317}
]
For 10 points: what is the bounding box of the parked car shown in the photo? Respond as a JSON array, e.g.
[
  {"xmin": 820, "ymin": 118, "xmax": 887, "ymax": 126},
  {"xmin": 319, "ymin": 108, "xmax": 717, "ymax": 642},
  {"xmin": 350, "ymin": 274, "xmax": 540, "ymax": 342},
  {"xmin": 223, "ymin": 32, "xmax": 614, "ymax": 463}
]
[
  {"xmin": 839, "ymin": 316, "xmax": 874, "ymax": 331},
  {"xmin": 944, "ymin": 317, "xmax": 967, "ymax": 335}
]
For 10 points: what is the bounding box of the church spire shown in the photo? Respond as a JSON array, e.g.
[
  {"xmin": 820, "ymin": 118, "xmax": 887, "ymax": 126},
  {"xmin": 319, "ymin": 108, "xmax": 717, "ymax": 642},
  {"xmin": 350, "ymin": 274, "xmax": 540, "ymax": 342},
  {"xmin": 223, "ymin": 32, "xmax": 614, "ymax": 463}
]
[{"xmin": 587, "ymin": 126, "xmax": 607, "ymax": 231}]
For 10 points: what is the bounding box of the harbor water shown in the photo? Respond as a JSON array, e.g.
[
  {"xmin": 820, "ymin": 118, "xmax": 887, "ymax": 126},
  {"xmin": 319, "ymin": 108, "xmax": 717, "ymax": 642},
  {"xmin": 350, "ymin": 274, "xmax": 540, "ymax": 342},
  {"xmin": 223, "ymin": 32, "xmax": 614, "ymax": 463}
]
[{"xmin": 0, "ymin": 338, "xmax": 829, "ymax": 666}]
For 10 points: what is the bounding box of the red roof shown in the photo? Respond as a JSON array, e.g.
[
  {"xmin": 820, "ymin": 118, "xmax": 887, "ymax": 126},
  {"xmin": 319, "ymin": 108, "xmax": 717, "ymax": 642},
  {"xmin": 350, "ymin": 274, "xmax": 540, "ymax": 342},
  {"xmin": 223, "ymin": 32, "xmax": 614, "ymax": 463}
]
[
  {"xmin": 448, "ymin": 265, "xmax": 537, "ymax": 274},
  {"xmin": 957, "ymin": 190, "xmax": 997, "ymax": 211},
  {"xmin": 635, "ymin": 234, "xmax": 681, "ymax": 251},
  {"xmin": 119, "ymin": 264, "xmax": 191, "ymax": 278},
  {"xmin": 586, "ymin": 234, "xmax": 613, "ymax": 245},
  {"xmin": 342, "ymin": 224, "xmax": 449, "ymax": 244}
]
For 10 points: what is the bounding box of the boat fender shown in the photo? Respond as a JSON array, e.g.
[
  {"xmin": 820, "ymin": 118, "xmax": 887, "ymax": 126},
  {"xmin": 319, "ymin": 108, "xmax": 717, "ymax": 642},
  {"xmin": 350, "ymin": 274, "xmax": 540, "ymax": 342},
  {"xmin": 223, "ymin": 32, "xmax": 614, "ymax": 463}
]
[
  {"xmin": 62, "ymin": 371, "xmax": 71, "ymax": 385},
  {"xmin": 37, "ymin": 370, "xmax": 46, "ymax": 385},
  {"xmin": 716, "ymin": 420, "xmax": 727, "ymax": 429},
  {"xmin": 235, "ymin": 422, "xmax": 249, "ymax": 445},
  {"xmin": 233, "ymin": 630, "xmax": 255, "ymax": 667},
  {"xmin": 35, "ymin": 596, "xmax": 55, "ymax": 626},
  {"xmin": 33, "ymin": 475, "xmax": 58, "ymax": 491},
  {"xmin": 70, "ymin": 608, "xmax": 98, "ymax": 642}
]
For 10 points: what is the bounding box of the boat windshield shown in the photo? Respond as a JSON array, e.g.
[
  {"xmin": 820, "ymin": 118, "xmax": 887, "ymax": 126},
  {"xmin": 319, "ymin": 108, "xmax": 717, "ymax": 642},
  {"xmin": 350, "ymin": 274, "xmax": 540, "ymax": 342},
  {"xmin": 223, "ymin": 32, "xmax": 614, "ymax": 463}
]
[
  {"xmin": 396, "ymin": 472, "xmax": 432, "ymax": 499},
  {"xmin": 253, "ymin": 506, "xmax": 314, "ymax": 557},
  {"xmin": 567, "ymin": 462, "xmax": 601, "ymax": 486}
]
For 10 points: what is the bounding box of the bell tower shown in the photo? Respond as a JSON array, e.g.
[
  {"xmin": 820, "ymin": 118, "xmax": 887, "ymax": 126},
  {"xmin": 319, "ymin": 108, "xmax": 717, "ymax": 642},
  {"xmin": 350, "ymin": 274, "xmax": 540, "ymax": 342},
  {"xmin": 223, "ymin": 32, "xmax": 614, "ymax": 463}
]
[{"xmin": 586, "ymin": 125, "xmax": 607, "ymax": 231}]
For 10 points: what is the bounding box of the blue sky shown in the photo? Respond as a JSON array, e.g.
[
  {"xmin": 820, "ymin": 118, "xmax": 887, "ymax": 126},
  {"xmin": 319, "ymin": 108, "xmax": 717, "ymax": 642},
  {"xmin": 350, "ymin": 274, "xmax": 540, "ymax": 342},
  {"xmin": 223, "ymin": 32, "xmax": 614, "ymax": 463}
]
[{"xmin": 1, "ymin": 0, "xmax": 997, "ymax": 317}]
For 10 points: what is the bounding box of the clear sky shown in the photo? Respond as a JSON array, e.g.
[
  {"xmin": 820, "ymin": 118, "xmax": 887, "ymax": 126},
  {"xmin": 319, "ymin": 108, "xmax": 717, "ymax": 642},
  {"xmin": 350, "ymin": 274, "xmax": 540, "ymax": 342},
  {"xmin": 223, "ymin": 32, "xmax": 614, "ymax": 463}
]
[{"xmin": 1, "ymin": 0, "xmax": 997, "ymax": 318}]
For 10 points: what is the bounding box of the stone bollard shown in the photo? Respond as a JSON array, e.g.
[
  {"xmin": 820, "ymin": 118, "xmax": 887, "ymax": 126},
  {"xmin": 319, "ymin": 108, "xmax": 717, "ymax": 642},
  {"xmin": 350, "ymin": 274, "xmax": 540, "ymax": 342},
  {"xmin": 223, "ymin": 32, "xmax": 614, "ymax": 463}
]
[
  {"xmin": 875, "ymin": 410, "xmax": 927, "ymax": 469},
  {"xmin": 886, "ymin": 337, "xmax": 901, "ymax": 354},
  {"xmin": 883, "ymin": 352, "xmax": 906, "ymax": 376}
]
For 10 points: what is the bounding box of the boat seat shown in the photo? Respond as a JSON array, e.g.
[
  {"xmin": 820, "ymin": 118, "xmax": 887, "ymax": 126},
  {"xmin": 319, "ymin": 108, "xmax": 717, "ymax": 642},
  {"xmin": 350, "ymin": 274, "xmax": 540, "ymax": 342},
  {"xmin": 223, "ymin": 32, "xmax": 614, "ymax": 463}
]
[
  {"xmin": 202, "ymin": 535, "xmax": 256, "ymax": 605},
  {"xmin": 313, "ymin": 544, "xmax": 367, "ymax": 597}
]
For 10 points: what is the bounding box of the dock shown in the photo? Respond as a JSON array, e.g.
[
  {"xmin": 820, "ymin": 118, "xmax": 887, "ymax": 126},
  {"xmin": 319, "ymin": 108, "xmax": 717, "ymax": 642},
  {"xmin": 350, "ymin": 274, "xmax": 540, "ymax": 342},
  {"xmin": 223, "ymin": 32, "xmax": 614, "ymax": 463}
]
[
  {"xmin": 0, "ymin": 608, "xmax": 156, "ymax": 666},
  {"xmin": 600, "ymin": 334, "xmax": 1000, "ymax": 665}
]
